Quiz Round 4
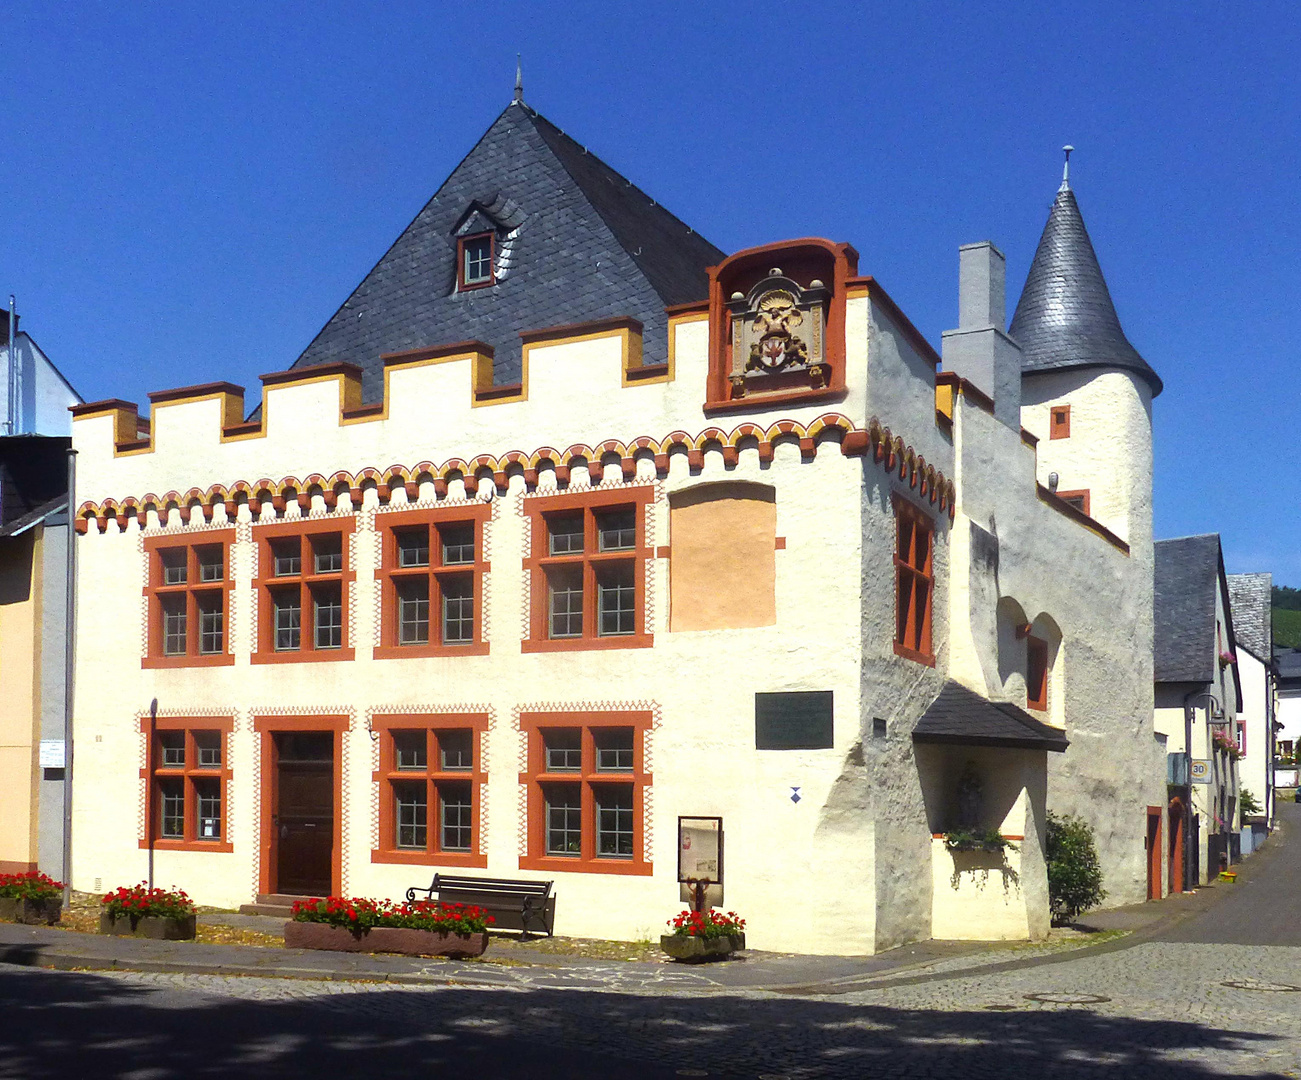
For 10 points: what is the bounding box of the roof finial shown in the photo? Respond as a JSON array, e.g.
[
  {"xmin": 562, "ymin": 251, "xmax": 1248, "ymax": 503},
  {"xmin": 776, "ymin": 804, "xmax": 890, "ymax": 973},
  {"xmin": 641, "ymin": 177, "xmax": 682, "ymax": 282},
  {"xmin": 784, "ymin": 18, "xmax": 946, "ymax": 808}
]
[
  {"xmin": 1060, "ymin": 144, "xmax": 1074, "ymax": 192},
  {"xmin": 513, "ymin": 54, "xmax": 523, "ymax": 103}
]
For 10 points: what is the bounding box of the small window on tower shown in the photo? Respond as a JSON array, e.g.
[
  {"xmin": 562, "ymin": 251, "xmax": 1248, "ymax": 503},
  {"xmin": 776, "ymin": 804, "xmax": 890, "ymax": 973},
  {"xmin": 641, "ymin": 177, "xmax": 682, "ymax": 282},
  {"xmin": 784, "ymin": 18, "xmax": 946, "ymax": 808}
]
[
  {"xmin": 1049, "ymin": 405, "xmax": 1071, "ymax": 439},
  {"xmin": 459, "ymin": 234, "xmax": 494, "ymax": 289}
]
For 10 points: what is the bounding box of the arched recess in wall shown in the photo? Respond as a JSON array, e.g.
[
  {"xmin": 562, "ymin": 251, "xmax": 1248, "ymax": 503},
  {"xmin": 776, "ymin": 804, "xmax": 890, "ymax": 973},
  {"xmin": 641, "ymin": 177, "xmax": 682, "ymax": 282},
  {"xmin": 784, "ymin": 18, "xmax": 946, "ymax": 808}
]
[
  {"xmin": 1029, "ymin": 613, "xmax": 1065, "ymax": 730},
  {"xmin": 996, "ymin": 596, "xmax": 1030, "ymax": 702},
  {"xmin": 668, "ymin": 481, "xmax": 776, "ymax": 631}
]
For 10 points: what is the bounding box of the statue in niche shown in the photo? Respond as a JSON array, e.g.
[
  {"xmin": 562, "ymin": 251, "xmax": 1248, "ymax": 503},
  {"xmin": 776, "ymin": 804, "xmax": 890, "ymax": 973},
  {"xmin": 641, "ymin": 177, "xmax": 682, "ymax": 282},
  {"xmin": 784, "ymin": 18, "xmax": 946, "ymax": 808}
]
[
  {"xmin": 955, "ymin": 763, "xmax": 983, "ymax": 829},
  {"xmin": 747, "ymin": 290, "xmax": 810, "ymax": 374},
  {"xmin": 726, "ymin": 269, "xmax": 829, "ymax": 397}
]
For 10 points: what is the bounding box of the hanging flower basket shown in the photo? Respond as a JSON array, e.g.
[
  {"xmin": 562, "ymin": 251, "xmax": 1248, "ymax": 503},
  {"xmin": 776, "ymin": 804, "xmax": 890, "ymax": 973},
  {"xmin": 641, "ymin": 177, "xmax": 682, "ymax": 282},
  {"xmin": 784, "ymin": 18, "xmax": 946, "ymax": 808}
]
[{"xmin": 942, "ymin": 828, "xmax": 1018, "ymax": 854}]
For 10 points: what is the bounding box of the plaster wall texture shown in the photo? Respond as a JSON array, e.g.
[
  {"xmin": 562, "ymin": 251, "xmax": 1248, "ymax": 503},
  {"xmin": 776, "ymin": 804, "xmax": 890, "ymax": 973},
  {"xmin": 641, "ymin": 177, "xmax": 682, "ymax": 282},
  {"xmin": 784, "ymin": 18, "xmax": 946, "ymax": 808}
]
[
  {"xmin": 1235, "ymin": 650, "xmax": 1271, "ymax": 819},
  {"xmin": 1, "ymin": 335, "xmax": 81, "ymax": 437},
  {"xmin": 69, "ymin": 287, "xmax": 1118, "ymax": 952},
  {"xmin": 36, "ymin": 522, "xmax": 68, "ymax": 877},
  {"xmin": 71, "ymin": 304, "xmax": 946, "ymax": 953},
  {"xmin": 0, "ymin": 529, "xmax": 40, "ymax": 868},
  {"xmin": 1020, "ymin": 369, "xmax": 1153, "ymax": 549},
  {"xmin": 74, "ymin": 302, "xmax": 880, "ymax": 509},
  {"xmin": 951, "ymin": 379, "xmax": 1163, "ymax": 907}
]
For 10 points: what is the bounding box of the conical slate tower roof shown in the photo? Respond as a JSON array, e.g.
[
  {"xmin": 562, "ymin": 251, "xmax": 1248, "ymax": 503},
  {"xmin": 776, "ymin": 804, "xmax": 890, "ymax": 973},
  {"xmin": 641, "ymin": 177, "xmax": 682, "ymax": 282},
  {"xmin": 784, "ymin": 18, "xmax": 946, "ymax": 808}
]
[
  {"xmin": 291, "ymin": 99, "xmax": 724, "ymax": 399},
  {"xmin": 1009, "ymin": 181, "xmax": 1162, "ymax": 396}
]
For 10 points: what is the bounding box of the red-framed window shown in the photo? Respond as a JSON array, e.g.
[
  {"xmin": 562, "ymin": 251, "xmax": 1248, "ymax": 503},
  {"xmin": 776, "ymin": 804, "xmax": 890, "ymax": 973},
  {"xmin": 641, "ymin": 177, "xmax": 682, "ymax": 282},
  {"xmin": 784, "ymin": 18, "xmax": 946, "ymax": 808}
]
[
  {"xmin": 522, "ymin": 487, "xmax": 654, "ymax": 654},
  {"xmin": 375, "ymin": 503, "xmax": 491, "ymax": 659},
  {"xmin": 892, "ymin": 493, "xmax": 935, "ymax": 666},
  {"xmin": 371, "ymin": 714, "xmax": 488, "ymax": 868},
  {"xmin": 143, "ymin": 531, "xmax": 235, "ymax": 669},
  {"xmin": 519, "ymin": 711, "xmax": 653, "ymax": 876},
  {"xmin": 1050, "ymin": 404, "xmax": 1071, "ymax": 439},
  {"xmin": 457, "ymin": 233, "xmax": 495, "ymax": 290},
  {"xmin": 253, "ymin": 518, "xmax": 356, "ymax": 663},
  {"xmin": 139, "ymin": 717, "xmax": 234, "ymax": 853},
  {"xmin": 1026, "ymin": 636, "xmax": 1049, "ymax": 711},
  {"xmin": 1057, "ymin": 489, "xmax": 1090, "ymax": 516}
]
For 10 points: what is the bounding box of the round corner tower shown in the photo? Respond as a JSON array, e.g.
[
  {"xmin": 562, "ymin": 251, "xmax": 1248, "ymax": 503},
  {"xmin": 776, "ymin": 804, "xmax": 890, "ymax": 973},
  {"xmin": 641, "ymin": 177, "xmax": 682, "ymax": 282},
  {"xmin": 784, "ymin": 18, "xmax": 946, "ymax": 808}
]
[{"xmin": 1011, "ymin": 171, "xmax": 1162, "ymax": 562}]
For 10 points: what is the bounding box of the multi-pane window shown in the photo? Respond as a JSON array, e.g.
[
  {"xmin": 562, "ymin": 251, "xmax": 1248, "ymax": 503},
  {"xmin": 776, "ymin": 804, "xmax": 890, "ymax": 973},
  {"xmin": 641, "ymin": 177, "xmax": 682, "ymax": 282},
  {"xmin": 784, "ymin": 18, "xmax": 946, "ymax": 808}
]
[
  {"xmin": 375, "ymin": 721, "xmax": 485, "ymax": 865},
  {"xmin": 459, "ymin": 234, "xmax": 494, "ymax": 288},
  {"xmin": 146, "ymin": 537, "xmax": 232, "ymax": 666},
  {"xmin": 526, "ymin": 493, "xmax": 652, "ymax": 652},
  {"xmin": 378, "ymin": 508, "xmax": 488, "ymax": 657},
  {"xmin": 149, "ymin": 724, "xmax": 231, "ymax": 848},
  {"xmin": 893, "ymin": 495, "xmax": 935, "ymax": 665},
  {"xmin": 255, "ymin": 524, "xmax": 352, "ymax": 661},
  {"xmin": 523, "ymin": 718, "xmax": 650, "ymax": 872}
]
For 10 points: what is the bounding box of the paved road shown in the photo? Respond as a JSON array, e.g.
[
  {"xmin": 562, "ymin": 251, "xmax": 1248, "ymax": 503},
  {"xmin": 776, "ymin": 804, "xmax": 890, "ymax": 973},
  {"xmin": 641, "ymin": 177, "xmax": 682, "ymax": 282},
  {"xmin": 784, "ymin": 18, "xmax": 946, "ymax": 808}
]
[{"xmin": 1159, "ymin": 801, "xmax": 1301, "ymax": 946}]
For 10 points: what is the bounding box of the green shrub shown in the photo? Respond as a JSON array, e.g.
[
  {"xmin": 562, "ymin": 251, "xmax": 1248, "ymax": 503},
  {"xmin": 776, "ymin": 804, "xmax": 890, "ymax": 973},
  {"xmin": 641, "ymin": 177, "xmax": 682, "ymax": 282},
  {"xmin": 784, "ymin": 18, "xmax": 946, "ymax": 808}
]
[
  {"xmin": 1240, "ymin": 788, "xmax": 1262, "ymax": 816},
  {"xmin": 1045, "ymin": 812, "xmax": 1106, "ymax": 923}
]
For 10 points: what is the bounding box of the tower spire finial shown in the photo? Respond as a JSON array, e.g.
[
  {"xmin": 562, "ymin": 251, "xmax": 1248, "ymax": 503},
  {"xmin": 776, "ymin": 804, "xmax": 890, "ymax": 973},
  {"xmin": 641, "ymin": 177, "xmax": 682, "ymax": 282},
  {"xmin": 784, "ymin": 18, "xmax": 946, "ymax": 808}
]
[
  {"xmin": 1060, "ymin": 144, "xmax": 1074, "ymax": 192},
  {"xmin": 513, "ymin": 54, "xmax": 523, "ymax": 103}
]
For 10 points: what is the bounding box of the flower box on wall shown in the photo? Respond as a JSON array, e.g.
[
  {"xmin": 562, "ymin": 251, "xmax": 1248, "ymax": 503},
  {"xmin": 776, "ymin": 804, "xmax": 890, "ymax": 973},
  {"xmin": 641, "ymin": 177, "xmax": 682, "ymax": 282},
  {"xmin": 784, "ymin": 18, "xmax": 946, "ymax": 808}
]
[
  {"xmin": 0, "ymin": 896, "xmax": 62, "ymax": 926},
  {"xmin": 283, "ymin": 920, "xmax": 488, "ymax": 958},
  {"xmin": 660, "ymin": 933, "xmax": 745, "ymax": 962},
  {"xmin": 99, "ymin": 912, "xmax": 197, "ymax": 940}
]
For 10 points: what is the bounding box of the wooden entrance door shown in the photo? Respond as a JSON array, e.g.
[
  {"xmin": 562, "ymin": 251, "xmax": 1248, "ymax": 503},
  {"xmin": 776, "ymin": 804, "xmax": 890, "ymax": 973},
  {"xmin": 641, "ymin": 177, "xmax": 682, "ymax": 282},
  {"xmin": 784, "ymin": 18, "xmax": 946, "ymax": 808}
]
[
  {"xmin": 1168, "ymin": 796, "xmax": 1185, "ymax": 893},
  {"xmin": 1146, "ymin": 807, "xmax": 1163, "ymax": 899},
  {"xmin": 273, "ymin": 732, "xmax": 334, "ymax": 896}
]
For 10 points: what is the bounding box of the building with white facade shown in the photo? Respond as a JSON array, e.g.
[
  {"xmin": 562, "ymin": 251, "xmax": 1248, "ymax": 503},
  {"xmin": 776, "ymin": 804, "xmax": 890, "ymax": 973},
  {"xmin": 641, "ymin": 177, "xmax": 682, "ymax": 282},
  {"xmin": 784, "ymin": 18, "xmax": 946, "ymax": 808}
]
[
  {"xmin": 1155, "ymin": 535, "xmax": 1242, "ymax": 887},
  {"xmin": 1227, "ymin": 572, "xmax": 1275, "ymax": 835},
  {"xmin": 65, "ymin": 99, "xmax": 1167, "ymax": 951}
]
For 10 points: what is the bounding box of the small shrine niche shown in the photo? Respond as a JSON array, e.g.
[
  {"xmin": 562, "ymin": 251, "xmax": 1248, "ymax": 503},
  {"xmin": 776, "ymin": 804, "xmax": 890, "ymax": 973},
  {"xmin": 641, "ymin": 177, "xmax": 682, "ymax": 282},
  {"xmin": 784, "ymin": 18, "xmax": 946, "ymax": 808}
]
[
  {"xmin": 727, "ymin": 270, "xmax": 830, "ymax": 398},
  {"xmin": 704, "ymin": 238, "xmax": 856, "ymax": 414}
]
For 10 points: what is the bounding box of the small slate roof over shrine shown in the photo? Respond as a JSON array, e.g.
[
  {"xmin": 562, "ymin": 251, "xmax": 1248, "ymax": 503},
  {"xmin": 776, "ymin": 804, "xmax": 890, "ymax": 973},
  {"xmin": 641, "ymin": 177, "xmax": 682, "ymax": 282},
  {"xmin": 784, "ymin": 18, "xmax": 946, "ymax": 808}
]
[
  {"xmin": 1155, "ymin": 534, "xmax": 1226, "ymax": 684},
  {"xmin": 290, "ymin": 99, "xmax": 724, "ymax": 400},
  {"xmin": 912, "ymin": 681, "xmax": 1069, "ymax": 752},
  {"xmin": 1009, "ymin": 181, "xmax": 1162, "ymax": 396}
]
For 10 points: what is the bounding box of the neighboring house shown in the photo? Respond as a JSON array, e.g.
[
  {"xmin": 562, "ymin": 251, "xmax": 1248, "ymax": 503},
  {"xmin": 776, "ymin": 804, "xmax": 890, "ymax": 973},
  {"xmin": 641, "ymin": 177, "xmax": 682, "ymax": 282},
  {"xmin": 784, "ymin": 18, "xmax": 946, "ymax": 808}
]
[
  {"xmin": 0, "ymin": 310, "xmax": 82, "ymax": 881},
  {"xmin": 0, "ymin": 436, "xmax": 73, "ymax": 876},
  {"xmin": 66, "ymin": 97, "xmax": 1165, "ymax": 952},
  {"xmin": 2, "ymin": 311, "xmax": 83, "ymax": 437},
  {"xmin": 1273, "ymin": 648, "xmax": 1301, "ymax": 789},
  {"xmin": 1154, "ymin": 535, "xmax": 1243, "ymax": 888},
  {"xmin": 1227, "ymin": 573, "xmax": 1276, "ymax": 834}
]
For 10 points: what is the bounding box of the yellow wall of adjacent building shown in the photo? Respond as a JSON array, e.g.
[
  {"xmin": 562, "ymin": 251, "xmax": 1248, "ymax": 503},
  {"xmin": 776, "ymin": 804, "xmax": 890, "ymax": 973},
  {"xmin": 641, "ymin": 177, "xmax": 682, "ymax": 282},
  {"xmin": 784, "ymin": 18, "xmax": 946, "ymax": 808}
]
[{"xmin": 0, "ymin": 530, "xmax": 40, "ymax": 871}]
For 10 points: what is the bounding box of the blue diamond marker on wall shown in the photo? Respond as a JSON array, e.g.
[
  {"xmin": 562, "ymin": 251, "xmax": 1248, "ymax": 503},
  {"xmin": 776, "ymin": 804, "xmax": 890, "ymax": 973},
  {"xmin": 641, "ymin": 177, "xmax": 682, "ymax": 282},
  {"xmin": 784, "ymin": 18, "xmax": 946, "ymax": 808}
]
[{"xmin": 790, "ymin": 787, "xmax": 801, "ymax": 804}]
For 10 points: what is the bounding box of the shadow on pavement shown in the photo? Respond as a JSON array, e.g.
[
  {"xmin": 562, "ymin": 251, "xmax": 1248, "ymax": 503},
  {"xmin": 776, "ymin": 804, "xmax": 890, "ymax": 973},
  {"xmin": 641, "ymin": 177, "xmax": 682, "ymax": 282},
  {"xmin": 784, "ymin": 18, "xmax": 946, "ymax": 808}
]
[{"xmin": 0, "ymin": 965, "xmax": 1289, "ymax": 1079}]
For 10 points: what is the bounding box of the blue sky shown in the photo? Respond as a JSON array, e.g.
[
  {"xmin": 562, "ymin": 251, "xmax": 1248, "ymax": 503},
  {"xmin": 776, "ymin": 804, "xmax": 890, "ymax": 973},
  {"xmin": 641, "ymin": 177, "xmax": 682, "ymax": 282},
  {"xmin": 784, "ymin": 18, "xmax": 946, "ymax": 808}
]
[{"xmin": 4, "ymin": 3, "xmax": 1298, "ymax": 580}]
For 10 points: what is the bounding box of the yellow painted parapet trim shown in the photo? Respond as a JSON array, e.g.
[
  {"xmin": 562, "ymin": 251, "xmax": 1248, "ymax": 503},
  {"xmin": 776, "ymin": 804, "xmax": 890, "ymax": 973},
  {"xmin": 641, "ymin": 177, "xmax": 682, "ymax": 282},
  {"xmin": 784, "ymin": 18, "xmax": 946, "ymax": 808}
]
[{"xmin": 74, "ymin": 412, "xmax": 958, "ymax": 531}]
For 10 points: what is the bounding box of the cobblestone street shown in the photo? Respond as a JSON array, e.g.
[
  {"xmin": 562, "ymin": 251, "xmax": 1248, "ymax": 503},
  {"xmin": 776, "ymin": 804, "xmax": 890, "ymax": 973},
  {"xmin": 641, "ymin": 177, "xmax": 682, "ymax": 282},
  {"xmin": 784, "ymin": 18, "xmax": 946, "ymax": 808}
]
[{"xmin": 2, "ymin": 936, "xmax": 1299, "ymax": 1079}]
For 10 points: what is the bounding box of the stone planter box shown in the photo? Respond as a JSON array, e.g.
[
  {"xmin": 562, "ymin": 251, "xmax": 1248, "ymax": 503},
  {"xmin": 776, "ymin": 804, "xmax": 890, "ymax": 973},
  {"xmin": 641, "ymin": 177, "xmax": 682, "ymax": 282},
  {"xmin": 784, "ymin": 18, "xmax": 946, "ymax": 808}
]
[
  {"xmin": 0, "ymin": 896, "xmax": 62, "ymax": 926},
  {"xmin": 660, "ymin": 933, "xmax": 745, "ymax": 962},
  {"xmin": 99, "ymin": 912, "xmax": 197, "ymax": 940},
  {"xmin": 283, "ymin": 920, "xmax": 489, "ymax": 958}
]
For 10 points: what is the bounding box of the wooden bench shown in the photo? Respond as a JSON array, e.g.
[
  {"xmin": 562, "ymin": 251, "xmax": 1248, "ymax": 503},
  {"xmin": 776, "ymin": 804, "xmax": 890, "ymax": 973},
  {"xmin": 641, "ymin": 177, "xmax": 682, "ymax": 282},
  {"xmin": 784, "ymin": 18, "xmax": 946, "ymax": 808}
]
[{"xmin": 406, "ymin": 873, "xmax": 555, "ymax": 937}]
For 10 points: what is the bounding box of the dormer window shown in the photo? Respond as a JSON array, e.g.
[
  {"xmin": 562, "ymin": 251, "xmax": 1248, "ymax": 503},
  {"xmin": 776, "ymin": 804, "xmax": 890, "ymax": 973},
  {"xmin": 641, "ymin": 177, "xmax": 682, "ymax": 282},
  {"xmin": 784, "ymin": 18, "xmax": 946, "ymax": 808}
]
[{"xmin": 459, "ymin": 234, "xmax": 495, "ymax": 290}]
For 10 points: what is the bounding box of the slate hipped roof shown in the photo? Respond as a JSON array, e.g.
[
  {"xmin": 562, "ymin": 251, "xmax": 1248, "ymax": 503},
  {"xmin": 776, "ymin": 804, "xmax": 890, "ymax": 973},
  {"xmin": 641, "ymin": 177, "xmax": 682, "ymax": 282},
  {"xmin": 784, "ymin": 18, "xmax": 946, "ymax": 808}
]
[
  {"xmin": 1009, "ymin": 183, "xmax": 1163, "ymax": 396},
  {"xmin": 1155, "ymin": 534, "xmax": 1238, "ymax": 684},
  {"xmin": 912, "ymin": 681, "xmax": 1069, "ymax": 752},
  {"xmin": 1227, "ymin": 572, "xmax": 1272, "ymax": 663},
  {"xmin": 290, "ymin": 100, "xmax": 725, "ymax": 399}
]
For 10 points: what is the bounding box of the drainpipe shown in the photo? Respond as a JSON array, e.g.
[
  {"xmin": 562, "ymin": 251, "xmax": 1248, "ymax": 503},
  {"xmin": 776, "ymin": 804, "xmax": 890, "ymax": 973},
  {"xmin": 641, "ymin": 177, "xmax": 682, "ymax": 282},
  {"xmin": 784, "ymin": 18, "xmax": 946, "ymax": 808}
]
[
  {"xmin": 8, "ymin": 297, "xmax": 17, "ymax": 435},
  {"xmin": 1184, "ymin": 689, "xmax": 1224, "ymax": 889},
  {"xmin": 61, "ymin": 449, "xmax": 77, "ymax": 907}
]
